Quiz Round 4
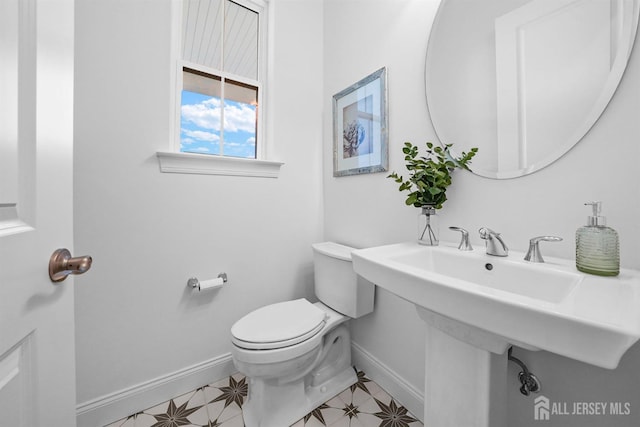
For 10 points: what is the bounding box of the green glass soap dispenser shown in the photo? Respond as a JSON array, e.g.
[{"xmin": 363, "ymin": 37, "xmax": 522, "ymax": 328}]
[{"xmin": 576, "ymin": 201, "xmax": 619, "ymax": 276}]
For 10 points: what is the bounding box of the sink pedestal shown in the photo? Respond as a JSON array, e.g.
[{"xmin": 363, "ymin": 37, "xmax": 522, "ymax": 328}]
[{"xmin": 419, "ymin": 308, "xmax": 508, "ymax": 427}]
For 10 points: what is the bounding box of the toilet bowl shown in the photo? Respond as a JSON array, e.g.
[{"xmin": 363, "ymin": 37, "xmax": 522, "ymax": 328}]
[{"xmin": 229, "ymin": 242, "xmax": 375, "ymax": 427}]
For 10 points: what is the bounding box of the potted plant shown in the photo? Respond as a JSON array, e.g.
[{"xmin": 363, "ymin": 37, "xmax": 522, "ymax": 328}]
[{"xmin": 388, "ymin": 142, "xmax": 477, "ymax": 245}]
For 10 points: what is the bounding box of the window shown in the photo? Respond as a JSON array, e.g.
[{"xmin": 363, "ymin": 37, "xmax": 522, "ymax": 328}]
[
  {"xmin": 159, "ymin": 0, "xmax": 281, "ymax": 177},
  {"xmin": 180, "ymin": 67, "xmax": 259, "ymax": 158},
  {"xmin": 178, "ymin": 0, "xmax": 264, "ymax": 159}
]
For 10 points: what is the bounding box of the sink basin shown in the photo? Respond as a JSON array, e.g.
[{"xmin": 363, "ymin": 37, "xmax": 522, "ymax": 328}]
[
  {"xmin": 392, "ymin": 246, "xmax": 581, "ymax": 303},
  {"xmin": 352, "ymin": 242, "xmax": 640, "ymax": 369}
]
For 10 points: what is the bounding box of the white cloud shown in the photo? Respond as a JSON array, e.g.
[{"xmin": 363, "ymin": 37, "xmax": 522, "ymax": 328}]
[
  {"xmin": 223, "ymin": 104, "xmax": 256, "ymax": 133},
  {"xmin": 181, "ymin": 97, "xmax": 256, "ymax": 134},
  {"xmin": 181, "ymin": 128, "xmax": 220, "ymax": 143},
  {"xmin": 181, "ymin": 98, "xmax": 222, "ymax": 131}
]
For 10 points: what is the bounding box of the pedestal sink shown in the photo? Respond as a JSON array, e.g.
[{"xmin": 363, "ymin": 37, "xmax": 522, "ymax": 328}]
[{"xmin": 351, "ymin": 242, "xmax": 640, "ymax": 427}]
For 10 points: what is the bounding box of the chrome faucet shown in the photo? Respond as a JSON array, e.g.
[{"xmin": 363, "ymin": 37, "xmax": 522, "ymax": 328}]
[{"xmin": 479, "ymin": 227, "xmax": 508, "ymax": 256}]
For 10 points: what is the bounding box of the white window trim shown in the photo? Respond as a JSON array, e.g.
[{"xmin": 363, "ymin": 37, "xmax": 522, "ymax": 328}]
[
  {"xmin": 159, "ymin": 0, "xmax": 282, "ymax": 178},
  {"xmin": 156, "ymin": 151, "xmax": 283, "ymax": 177}
]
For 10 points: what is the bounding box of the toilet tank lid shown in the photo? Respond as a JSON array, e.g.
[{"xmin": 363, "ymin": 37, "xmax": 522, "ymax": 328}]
[{"xmin": 311, "ymin": 242, "xmax": 356, "ymax": 261}]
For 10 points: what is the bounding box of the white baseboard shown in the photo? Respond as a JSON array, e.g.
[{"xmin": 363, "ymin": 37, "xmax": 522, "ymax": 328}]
[
  {"xmin": 76, "ymin": 353, "xmax": 236, "ymax": 427},
  {"xmin": 351, "ymin": 341, "xmax": 424, "ymax": 422},
  {"xmin": 77, "ymin": 345, "xmax": 425, "ymax": 426}
]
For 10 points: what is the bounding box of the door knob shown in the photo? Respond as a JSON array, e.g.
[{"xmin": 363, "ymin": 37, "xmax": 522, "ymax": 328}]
[{"xmin": 49, "ymin": 248, "xmax": 92, "ymax": 283}]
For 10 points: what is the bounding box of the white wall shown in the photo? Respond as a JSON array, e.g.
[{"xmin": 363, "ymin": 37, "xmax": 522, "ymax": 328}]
[
  {"xmin": 323, "ymin": 0, "xmax": 441, "ymax": 399},
  {"xmin": 323, "ymin": 0, "xmax": 640, "ymax": 426},
  {"xmin": 73, "ymin": 0, "xmax": 324, "ymax": 423}
]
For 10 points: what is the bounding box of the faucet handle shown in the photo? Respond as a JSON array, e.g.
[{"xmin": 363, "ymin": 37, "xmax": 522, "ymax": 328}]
[
  {"xmin": 524, "ymin": 236, "xmax": 563, "ymax": 263},
  {"xmin": 449, "ymin": 227, "xmax": 473, "ymax": 251}
]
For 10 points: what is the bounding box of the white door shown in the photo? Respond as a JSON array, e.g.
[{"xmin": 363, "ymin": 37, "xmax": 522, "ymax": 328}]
[{"xmin": 0, "ymin": 0, "xmax": 80, "ymax": 426}]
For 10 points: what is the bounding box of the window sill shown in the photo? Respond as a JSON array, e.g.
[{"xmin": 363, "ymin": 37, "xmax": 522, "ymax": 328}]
[{"xmin": 156, "ymin": 152, "xmax": 284, "ymax": 178}]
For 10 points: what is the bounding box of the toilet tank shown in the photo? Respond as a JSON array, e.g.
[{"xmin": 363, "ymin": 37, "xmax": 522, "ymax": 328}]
[{"xmin": 311, "ymin": 242, "xmax": 374, "ymax": 318}]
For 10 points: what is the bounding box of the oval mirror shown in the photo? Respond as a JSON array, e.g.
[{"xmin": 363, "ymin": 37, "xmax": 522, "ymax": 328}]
[{"xmin": 426, "ymin": 0, "xmax": 640, "ymax": 179}]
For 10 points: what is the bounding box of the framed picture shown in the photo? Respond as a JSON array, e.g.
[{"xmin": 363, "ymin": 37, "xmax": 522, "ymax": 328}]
[{"xmin": 332, "ymin": 67, "xmax": 388, "ymax": 177}]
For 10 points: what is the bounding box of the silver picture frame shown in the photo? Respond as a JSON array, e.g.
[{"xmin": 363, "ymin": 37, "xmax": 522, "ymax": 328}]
[{"xmin": 332, "ymin": 67, "xmax": 388, "ymax": 177}]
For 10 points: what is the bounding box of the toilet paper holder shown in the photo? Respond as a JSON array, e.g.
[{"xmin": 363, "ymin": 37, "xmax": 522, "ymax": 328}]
[{"xmin": 188, "ymin": 273, "xmax": 228, "ymax": 289}]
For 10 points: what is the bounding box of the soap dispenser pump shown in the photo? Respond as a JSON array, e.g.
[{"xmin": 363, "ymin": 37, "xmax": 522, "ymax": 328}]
[{"xmin": 576, "ymin": 201, "xmax": 619, "ymax": 276}]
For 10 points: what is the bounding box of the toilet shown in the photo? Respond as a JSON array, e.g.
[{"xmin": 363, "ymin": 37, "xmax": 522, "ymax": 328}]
[{"xmin": 230, "ymin": 242, "xmax": 375, "ymax": 427}]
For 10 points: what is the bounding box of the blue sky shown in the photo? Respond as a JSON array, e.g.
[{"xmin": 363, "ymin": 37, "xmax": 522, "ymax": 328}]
[{"xmin": 180, "ymin": 91, "xmax": 257, "ymax": 158}]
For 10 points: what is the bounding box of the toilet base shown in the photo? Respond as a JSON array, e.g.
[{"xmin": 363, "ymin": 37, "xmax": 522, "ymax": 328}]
[
  {"xmin": 243, "ymin": 365, "xmax": 357, "ymax": 427},
  {"xmin": 239, "ymin": 324, "xmax": 357, "ymax": 427}
]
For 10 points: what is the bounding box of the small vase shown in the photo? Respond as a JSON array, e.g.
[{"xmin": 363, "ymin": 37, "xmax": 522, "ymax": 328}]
[{"xmin": 418, "ymin": 206, "xmax": 439, "ymax": 246}]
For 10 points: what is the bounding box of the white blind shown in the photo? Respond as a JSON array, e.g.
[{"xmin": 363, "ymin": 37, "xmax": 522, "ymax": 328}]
[{"xmin": 182, "ymin": 0, "xmax": 258, "ymax": 80}]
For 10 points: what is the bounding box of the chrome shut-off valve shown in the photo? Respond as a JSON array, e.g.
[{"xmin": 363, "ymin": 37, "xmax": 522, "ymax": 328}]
[{"xmin": 508, "ymin": 347, "xmax": 541, "ymax": 396}]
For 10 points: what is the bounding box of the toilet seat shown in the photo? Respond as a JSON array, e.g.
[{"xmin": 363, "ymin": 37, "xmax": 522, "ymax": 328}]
[{"xmin": 231, "ymin": 299, "xmax": 327, "ymax": 350}]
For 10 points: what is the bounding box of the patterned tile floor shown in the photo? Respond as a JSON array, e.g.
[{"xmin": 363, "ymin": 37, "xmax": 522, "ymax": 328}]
[{"xmin": 105, "ymin": 369, "xmax": 423, "ymax": 427}]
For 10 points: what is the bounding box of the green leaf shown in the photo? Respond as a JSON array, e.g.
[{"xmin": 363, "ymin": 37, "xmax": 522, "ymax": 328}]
[{"xmin": 388, "ymin": 141, "xmax": 478, "ymax": 209}]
